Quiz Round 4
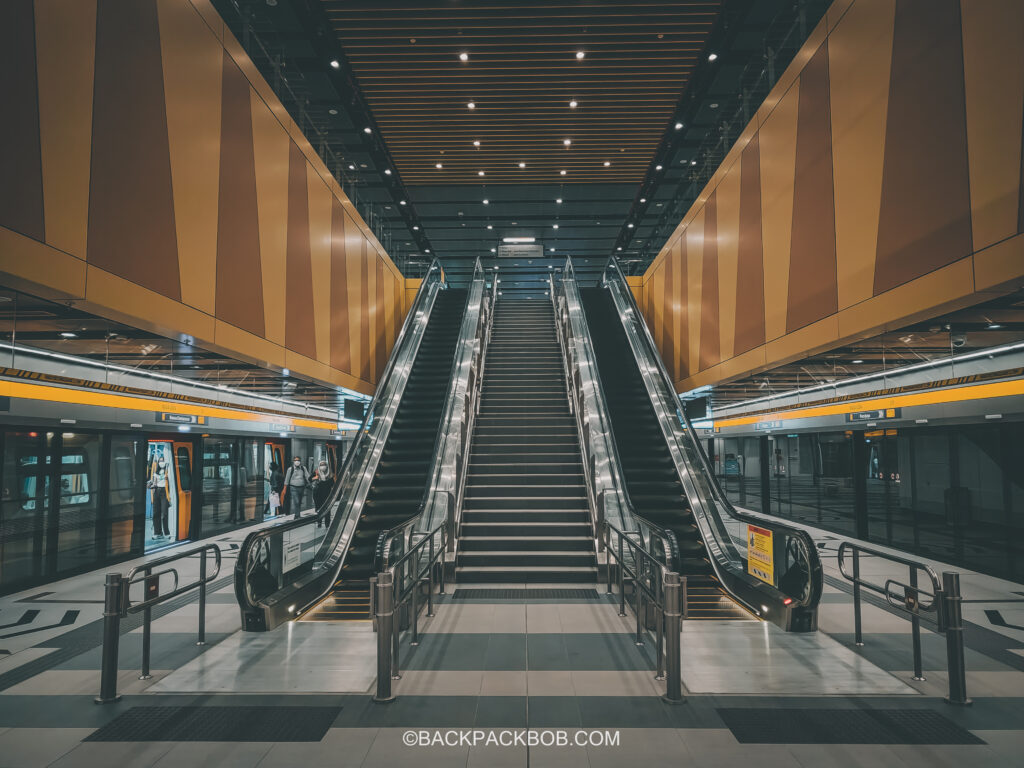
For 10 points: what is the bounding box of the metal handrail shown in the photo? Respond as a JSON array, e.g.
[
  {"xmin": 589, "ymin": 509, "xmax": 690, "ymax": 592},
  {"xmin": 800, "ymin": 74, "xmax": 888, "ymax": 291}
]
[
  {"xmin": 552, "ymin": 260, "xmax": 681, "ymax": 572},
  {"xmin": 235, "ymin": 259, "xmax": 446, "ymax": 629},
  {"xmin": 602, "ymin": 519, "xmax": 684, "ymax": 702},
  {"xmin": 601, "ymin": 256, "xmax": 822, "ymax": 627}
]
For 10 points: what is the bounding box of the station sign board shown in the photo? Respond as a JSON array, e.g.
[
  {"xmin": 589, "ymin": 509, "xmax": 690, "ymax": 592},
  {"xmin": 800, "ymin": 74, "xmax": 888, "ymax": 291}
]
[
  {"xmin": 845, "ymin": 407, "xmax": 901, "ymax": 423},
  {"xmin": 157, "ymin": 412, "xmax": 206, "ymax": 425}
]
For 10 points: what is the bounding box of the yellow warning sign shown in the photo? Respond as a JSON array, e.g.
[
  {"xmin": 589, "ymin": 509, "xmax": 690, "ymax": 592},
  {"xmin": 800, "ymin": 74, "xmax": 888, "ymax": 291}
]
[{"xmin": 747, "ymin": 524, "xmax": 774, "ymax": 585}]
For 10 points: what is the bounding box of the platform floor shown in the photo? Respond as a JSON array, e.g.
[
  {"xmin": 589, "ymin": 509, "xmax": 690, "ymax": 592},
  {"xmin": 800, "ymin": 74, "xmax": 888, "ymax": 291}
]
[{"xmin": 0, "ymin": 521, "xmax": 1020, "ymax": 767}]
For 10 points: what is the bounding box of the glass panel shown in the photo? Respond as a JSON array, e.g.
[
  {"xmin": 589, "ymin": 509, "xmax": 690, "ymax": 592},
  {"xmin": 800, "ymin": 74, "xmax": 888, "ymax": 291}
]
[
  {"xmin": 201, "ymin": 437, "xmax": 237, "ymax": 536},
  {"xmin": 145, "ymin": 442, "xmax": 178, "ymax": 549},
  {"xmin": 107, "ymin": 435, "xmax": 142, "ymax": 557},
  {"xmin": 238, "ymin": 439, "xmax": 264, "ymax": 523},
  {"xmin": 0, "ymin": 431, "xmax": 50, "ymax": 589},
  {"xmin": 814, "ymin": 432, "xmax": 856, "ymax": 537},
  {"xmin": 956, "ymin": 425, "xmax": 1008, "ymax": 578},
  {"xmin": 56, "ymin": 432, "xmax": 102, "ymax": 573},
  {"xmin": 176, "ymin": 446, "xmax": 192, "ymax": 492}
]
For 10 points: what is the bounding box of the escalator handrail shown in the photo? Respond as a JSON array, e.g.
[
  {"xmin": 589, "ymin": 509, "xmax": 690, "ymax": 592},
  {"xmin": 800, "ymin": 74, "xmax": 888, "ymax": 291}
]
[
  {"xmin": 235, "ymin": 259, "xmax": 446, "ymax": 616},
  {"xmin": 372, "ymin": 257, "xmax": 491, "ymax": 572},
  {"xmin": 553, "ymin": 260, "xmax": 682, "ymax": 573},
  {"xmin": 602, "ymin": 256, "xmax": 822, "ymax": 610}
]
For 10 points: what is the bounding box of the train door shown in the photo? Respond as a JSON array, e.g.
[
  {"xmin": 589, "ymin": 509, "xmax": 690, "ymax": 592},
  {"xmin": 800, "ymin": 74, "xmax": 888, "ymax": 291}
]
[
  {"xmin": 172, "ymin": 441, "xmax": 193, "ymax": 540},
  {"xmin": 144, "ymin": 439, "xmax": 193, "ymax": 551},
  {"xmin": 264, "ymin": 441, "xmax": 285, "ymax": 517}
]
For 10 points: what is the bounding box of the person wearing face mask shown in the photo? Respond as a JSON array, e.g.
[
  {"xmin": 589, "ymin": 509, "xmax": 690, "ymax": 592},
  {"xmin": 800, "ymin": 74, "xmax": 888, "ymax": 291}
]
[
  {"xmin": 147, "ymin": 454, "xmax": 172, "ymax": 538},
  {"xmin": 312, "ymin": 460, "xmax": 334, "ymax": 528},
  {"xmin": 283, "ymin": 455, "xmax": 312, "ymax": 518}
]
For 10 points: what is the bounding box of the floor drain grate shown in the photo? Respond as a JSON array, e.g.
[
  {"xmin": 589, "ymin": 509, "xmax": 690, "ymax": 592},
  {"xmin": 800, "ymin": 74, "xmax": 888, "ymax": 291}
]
[
  {"xmin": 717, "ymin": 708, "xmax": 985, "ymax": 745},
  {"xmin": 453, "ymin": 588, "xmax": 600, "ymax": 600},
  {"xmin": 85, "ymin": 706, "xmax": 341, "ymax": 742}
]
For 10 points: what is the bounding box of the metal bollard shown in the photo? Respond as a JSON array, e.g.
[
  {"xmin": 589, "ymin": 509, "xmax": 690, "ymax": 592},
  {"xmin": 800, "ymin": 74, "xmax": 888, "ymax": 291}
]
[
  {"xmin": 852, "ymin": 549, "xmax": 864, "ymax": 646},
  {"xmin": 196, "ymin": 549, "xmax": 207, "ymax": 646},
  {"xmin": 373, "ymin": 571, "xmax": 396, "ymax": 703},
  {"xmin": 95, "ymin": 573, "xmax": 124, "ymax": 704},
  {"xmin": 942, "ymin": 572, "xmax": 971, "ymax": 706},
  {"xmin": 139, "ymin": 572, "xmax": 159, "ymax": 680},
  {"xmin": 427, "ymin": 538, "xmax": 435, "ymax": 618},
  {"xmin": 662, "ymin": 572, "xmax": 684, "ymax": 703},
  {"xmin": 909, "ymin": 569, "xmax": 923, "ymax": 681}
]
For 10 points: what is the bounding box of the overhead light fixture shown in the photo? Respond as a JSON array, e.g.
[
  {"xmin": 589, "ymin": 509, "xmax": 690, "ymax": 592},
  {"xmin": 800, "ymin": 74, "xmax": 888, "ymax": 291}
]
[
  {"xmin": 690, "ymin": 160, "xmax": 697, "ymax": 166},
  {"xmin": 60, "ymin": 332, "xmax": 77, "ymax": 338},
  {"xmin": 400, "ymin": 200, "xmax": 407, "ymax": 205},
  {"xmin": 708, "ymin": 52, "xmax": 718, "ymax": 62},
  {"xmin": 503, "ymin": 237, "xmax": 536, "ymax": 243},
  {"xmin": 482, "ymin": 199, "xmax": 489, "ymax": 205},
  {"xmin": 617, "ymin": 247, "xmax": 622, "ymax": 251},
  {"xmin": 560, "ymin": 170, "xmax": 566, "ymax": 175},
  {"xmin": 330, "ymin": 60, "xmax": 340, "ymax": 69},
  {"xmin": 348, "ymin": 164, "xmax": 355, "ymax": 170},
  {"xmin": 518, "ymin": 162, "xmax": 526, "ymax": 168},
  {"xmin": 363, "ymin": 127, "xmax": 372, "ymax": 134},
  {"xmin": 384, "ymin": 169, "xmax": 392, "ymax": 175},
  {"xmin": 556, "ymin": 198, "xmax": 563, "ymax": 204},
  {"xmin": 487, "ymin": 224, "xmax": 493, "ymax": 229},
  {"xmin": 550, "ymin": 247, "xmax": 556, "ymax": 252},
  {"xmin": 473, "ymin": 140, "xmax": 480, "ymax": 147},
  {"xmin": 569, "ymin": 100, "xmax": 578, "ymax": 108},
  {"xmin": 552, "ymin": 224, "xmax": 559, "ymax": 229},
  {"xmin": 490, "ymin": 248, "xmax": 496, "ymax": 253},
  {"xmin": 675, "ymin": 122, "xmax": 683, "ymax": 130},
  {"xmin": 603, "ymin": 161, "xmax": 610, "ymax": 167},
  {"xmin": 627, "ymin": 223, "xmax": 634, "ymax": 228},
  {"xmin": 478, "ymin": 170, "xmax": 485, "ymax": 176},
  {"xmin": 988, "ymin": 323, "xmax": 1003, "ymax": 329},
  {"xmin": 467, "ymin": 101, "xmax": 475, "ymax": 109},
  {"xmin": 413, "ymin": 225, "xmax": 419, "ymax": 230},
  {"xmin": 435, "ymin": 163, "xmax": 443, "ymax": 169},
  {"xmin": 459, "ymin": 52, "xmax": 469, "ymax": 61},
  {"xmin": 576, "ymin": 51, "xmax": 585, "ymax": 59},
  {"xmin": 852, "ymin": 359, "xmax": 864, "ymax": 364},
  {"xmin": 563, "ymin": 139, "xmax": 572, "ymax": 146},
  {"xmin": 328, "ymin": 108, "xmax": 338, "ymax": 115},
  {"xmin": 640, "ymin": 197, "xmax": 646, "ymax": 203},
  {"xmin": 655, "ymin": 164, "xmax": 663, "ymax": 170},
  {"xmin": 425, "ymin": 248, "xmax": 431, "ymax": 252}
]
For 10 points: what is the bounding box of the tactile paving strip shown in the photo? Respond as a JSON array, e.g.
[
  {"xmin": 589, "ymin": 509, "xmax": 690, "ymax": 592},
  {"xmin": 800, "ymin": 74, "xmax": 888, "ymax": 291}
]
[
  {"xmin": 85, "ymin": 706, "xmax": 341, "ymax": 742},
  {"xmin": 452, "ymin": 588, "xmax": 600, "ymax": 600},
  {"xmin": 717, "ymin": 707, "xmax": 985, "ymax": 745}
]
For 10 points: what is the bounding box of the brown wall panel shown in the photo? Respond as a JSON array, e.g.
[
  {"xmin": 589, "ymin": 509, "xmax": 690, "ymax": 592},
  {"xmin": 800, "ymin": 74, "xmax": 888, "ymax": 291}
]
[
  {"xmin": 307, "ymin": 170, "xmax": 333, "ymax": 363},
  {"xmin": 359, "ymin": 241, "xmax": 371, "ymax": 382},
  {"xmin": 661, "ymin": 256, "xmax": 675, "ymax": 375},
  {"xmin": 375, "ymin": 258, "xmax": 385, "ymax": 381},
  {"xmin": 873, "ymin": 0, "xmax": 973, "ymax": 294},
  {"xmin": 329, "ymin": 201, "xmax": 351, "ymax": 371},
  {"xmin": 284, "ymin": 141, "xmax": 316, "ymax": 359},
  {"xmin": 786, "ymin": 41, "xmax": 838, "ymax": 333},
  {"xmin": 0, "ymin": 1, "xmax": 45, "ymax": 243},
  {"xmin": 715, "ymin": 158, "xmax": 741, "ymax": 362},
  {"xmin": 698, "ymin": 193, "xmax": 721, "ymax": 370},
  {"xmin": 35, "ymin": 0, "xmax": 96, "ymax": 260},
  {"xmin": 88, "ymin": 0, "xmax": 181, "ymax": 301},
  {"xmin": 685, "ymin": 209, "xmax": 705, "ymax": 376},
  {"xmin": 215, "ymin": 52, "xmax": 264, "ymax": 337},
  {"xmin": 346, "ymin": 216, "xmax": 365, "ymax": 376},
  {"xmin": 734, "ymin": 135, "xmax": 766, "ymax": 355},
  {"xmin": 674, "ymin": 236, "xmax": 689, "ymax": 381}
]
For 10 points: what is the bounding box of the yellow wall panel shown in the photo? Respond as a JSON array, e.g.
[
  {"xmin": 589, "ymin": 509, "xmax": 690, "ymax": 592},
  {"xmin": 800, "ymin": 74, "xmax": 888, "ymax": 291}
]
[
  {"xmin": 214, "ymin": 319, "xmax": 286, "ymax": 369},
  {"xmin": 250, "ymin": 89, "xmax": 290, "ymax": 347},
  {"xmin": 345, "ymin": 217, "xmax": 365, "ymax": 377},
  {"xmin": 0, "ymin": 227, "xmax": 86, "ymax": 300},
  {"xmin": 366, "ymin": 246, "xmax": 378, "ymax": 379},
  {"xmin": 972, "ymin": 232, "xmax": 1024, "ymax": 293},
  {"xmin": 758, "ymin": 80, "xmax": 800, "ymax": 342},
  {"xmin": 34, "ymin": 0, "xmax": 96, "ymax": 260},
  {"xmin": 158, "ymin": 0, "xmax": 222, "ymax": 315},
  {"xmin": 961, "ymin": 0, "xmax": 1024, "ymax": 252},
  {"xmin": 685, "ymin": 209, "xmax": 705, "ymax": 376},
  {"xmin": 306, "ymin": 169, "xmax": 333, "ymax": 363},
  {"xmin": 715, "ymin": 162, "xmax": 742, "ymax": 362},
  {"xmin": 828, "ymin": 0, "xmax": 895, "ymax": 311}
]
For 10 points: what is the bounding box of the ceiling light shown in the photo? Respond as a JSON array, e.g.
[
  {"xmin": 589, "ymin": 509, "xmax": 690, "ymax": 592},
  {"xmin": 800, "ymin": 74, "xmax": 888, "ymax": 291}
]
[
  {"xmin": 478, "ymin": 170, "xmax": 485, "ymax": 176},
  {"xmin": 690, "ymin": 160, "xmax": 697, "ymax": 166},
  {"xmin": 60, "ymin": 332, "xmax": 77, "ymax": 338},
  {"xmin": 503, "ymin": 237, "xmax": 536, "ymax": 243},
  {"xmin": 563, "ymin": 139, "xmax": 571, "ymax": 146},
  {"xmin": 655, "ymin": 164, "xmax": 663, "ymax": 170},
  {"xmin": 569, "ymin": 100, "xmax": 578, "ymax": 108},
  {"xmin": 576, "ymin": 51, "xmax": 585, "ymax": 59},
  {"xmin": 467, "ymin": 101, "xmax": 475, "ymax": 109},
  {"xmin": 490, "ymin": 248, "xmax": 496, "ymax": 253},
  {"xmin": 328, "ymin": 108, "xmax": 338, "ymax": 115},
  {"xmin": 710, "ymin": 103, "xmax": 719, "ymax": 109},
  {"xmin": 348, "ymin": 164, "xmax": 355, "ymax": 170},
  {"xmin": 552, "ymin": 224, "xmax": 559, "ymax": 229},
  {"xmin": 603, "ymin": 161, "xmax": 610, "ymax": 167},
  {"xmin": 435, "ymin": 163, "xmax": 443, "ymax": 169},
  {"xmin": 459, "ymin": 52, "xmax": 469, "ymax": 61},
  {"xmin": 617, "ymin": 247, "xmax": 623, "ymax": 251},
  {"xmin": 852, "ymin": 359, "xmax": 864, "ymax": 364},
  {"xmin": 988, "ymin": 323, "xmax": 1003, "ymax": 329},
  {"xmin": 400, "ymin": 200, "xmax": 407, "ymax": 205},
  {"xmin": 518, "ymin": 162, "xmax": 526, "ymax": 168},
  {"xmin": 384, "ymin": 169, "xmax": 392, "ymax": 175},
  {"xmin": 708, "ymin": 52, "xmax": 718, "ymax": 62},
  {"xmin": 425, "ymin": 248, "xmax": 430, "ymax": 253},
  {"xmin": 560, "ymin": 170, "xmax": 566, "ymax": 175},
  {"xmin": 413, "ymin": 225, "xmax": 419, "ymax": 230},
  {"xmin": 556, "ymin": 198, "xmax": 563, "ymax": 204},
  {"xmin": 330, "ymin": 60, "xmax": 340, "ymax": 69},
  {"xmin": 640, "ymin": 197, "xmax": 646, "ymax": 203},
  {"xmin": 675, "ymin": 122, "xmax": 683, "ymax": 130},
  {"xmin": 487, "ymin": 224, "xmax": 493, "ymax": 229},
  {"xmin": 363, "ymin": 127, "xmax": 372, "ymax": 134},
  {"xmin": 550, "ymin": 247, "xmax": 556, "ymax": 252},
  {"xmin": 473, "ymin": 140, "xmax": 480, "ymax": 147},
  {"xmin": 627, "ymin": 223, "xmax": 634, "ymax": 228},
  {"xmin": 482, "ymin": 199, "xmax": 489, "ymax": 205}
]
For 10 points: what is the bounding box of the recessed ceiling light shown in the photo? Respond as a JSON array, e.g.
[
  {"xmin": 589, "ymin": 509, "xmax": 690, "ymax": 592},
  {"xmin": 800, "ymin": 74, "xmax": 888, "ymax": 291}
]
[
  {"xmin": 503, "ymin": 237, "xmax": 535, "ymax": 243},
  {"xmin": 518, "ymin": 162, "xmax": 526, "ymax": 168},
  {"xmin": 617, "ymin": 247, "xmax": 622, "ymax": 251},
  {"xmin": 60, "ymin": 332, "xmax": 77, "ymax": 338},
  {"xmin": 708, "ymin": 52, "xmax": 718, "ymax": 62},
  {"xmin": 473, "ymin": 140, "xmax": 480, "ymax": 147},
  {"xmin": 348, "ymin": 164, "xmax": 355, "ymax": 170},
  {"xmin": 482, "ymin": 199, "xmax": 489, "ymax": 205},
  {"xmin": 459, "ymin": 52, "xmax": 469, "ymax": 61},
  {"xmin": 363, "ymin": 127, "xmax": 372, "ymax": 134},
  {"xmin": 487, "ymin": 224, "xmax": 493, "ymax": 229},
  {"xmin": 478, "ymin": 170, "xmax": 485, "ymax": 176},
  {"xmin": 569, "ymin": 100, "xmax": 578, "ymax": 108},
  {"xmin": 675, "ymin": 122, "xmax": 683, "ymax": 130},
  {"xmin": 413, "ymin": 225, "xmax": 419, "ymax": 230},
  {"xmin": 852, "ymin": 359, "xmax": 864, "ymax": 364},
  {"xmin": 425, "ymin": 248, "xmax": 431, "ymax": 252},
  {"xmin": 603, "ymin": 161, "xmax": 610, "ymax": 167},
  {"xmin": 435, "ymin": 163, "xmax": 443, "ymax": 169},
  {"xmin": 576, "ymin": 51, "xmax": 585, "ymax": 59},
  {"xmin": 690, "ymin": 160, "xmax": 697, "ymax": 166},
  {"xmin": 490, "ymin": 248, "xmax": 496, "ymax": 252},
  {"xmin": 330, "ymin": 60, "xmax": 340, "ymax": 69},
  {"xmin": 560, "ymin": 170, "xmax": 566, "ymax": 175},
  {"xmin": 384, "ymin": 169, "xmax": 392, "ymax": 175},
  {"xmin": 552, "ymin": 224, "xmax": 559, "ymax": 229},
  {"xmin": 627, "ymin": 223, "xmax": 634, "ymax": 228},
  {"xmin": 640, "ymin": 197, "xmax": 646, "ymax": 203},
  {"xmin": 467, "ymin": 101, "xmax": 476, "ymax": 109},
  {"xmin": 563, "ymin": 139, "xmax": 572, "ymax": 146},
  {"xmin": 400, "ymin": 200, "xmax": 407, "ymax": 205},
  {"xmin": 556, "ymin": 198, "xmax": 563, "ymax": 204},
  {"xmin": 988, "ymin": 323, "xmax": 1003, "ymax": 329},
  {"xmin": 328, "ymin": 108, "xmax": 338, "ymax": 115},
  {"xmin": 710, "ymin": 103, "xmax": 719, "ymax": 109},
  {"xmin": 550, "ymin": 247, "xmax": 556, "ymax": 252}
]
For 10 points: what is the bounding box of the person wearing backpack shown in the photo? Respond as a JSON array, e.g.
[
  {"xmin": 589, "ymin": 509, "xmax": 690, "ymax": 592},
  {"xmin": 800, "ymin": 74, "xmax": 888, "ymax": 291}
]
[{"xmin": 283, "ymin": 456, "xmax": 311, "ymax": 518}]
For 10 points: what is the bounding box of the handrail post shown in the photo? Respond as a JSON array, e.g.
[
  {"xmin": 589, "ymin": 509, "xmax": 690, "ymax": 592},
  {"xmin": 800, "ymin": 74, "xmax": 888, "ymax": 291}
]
[
  {"xmin": 410, "ymin": 567, "xmax": 420, "ymax": 646},
  {"xmin": 139, "ymin": 569, "xmax": 156, "ymax": 680},
  {"xmin": 391, "ymin": 578, "xmax": 401, "ymax": 681},
  {"xmin": 196, "ymin": 548, "xmax": 207, "ymax": 646},
  {"xmin": 634, "ymin": 557, "xmax": 644, "ymax": 646},
  {"xmin": 373, "ymin": 571, "xmax": 396, "ymax": 703},
  {"xmin": 681, "ymin": 575, "xmax": 689, "ymax": 620},
  {"xmin": 605, "ymin": 528, "xmax": 613, "ymax": 595},
  {"xmin": 909, "ymin": 567, "xmax": 924, "ymax": 681},
  {"xmin": 426, "ymin": 536, "xmax": 435, "ymax": 618},
  {"xmin": 655, "ymin": 571, "xmax": 666, "ymax": 681},
  {"xmin": 852, "ymin": 548, "xmax": 864, "ymax": 646},
  {"xmin": 618, "ymin": 534, "xmax": 626, "ymax": 617},
  {"xmin": 663, "ymin": 571, "xmax": 684, "ymax": 703},
  {"xmin": 94, "ymin": 573, "xmax": 124, "ymax": 704},
  {"xmin": 942, "ymin": 571, "xmax": 971, "ymax": 706}
]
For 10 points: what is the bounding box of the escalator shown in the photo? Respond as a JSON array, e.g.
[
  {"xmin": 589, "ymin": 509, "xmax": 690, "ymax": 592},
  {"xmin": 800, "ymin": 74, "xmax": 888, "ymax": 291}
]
[
  {"xmin": 235, "ymin": 262, "xmax": 470, "ymax": 631},
  {"xmin": 301, "ymin": 288, "xmax": 466, "ymax": 620},
  {"xmin": 577, "ymin": 259, "xmax": 822, "ymax": 631}
]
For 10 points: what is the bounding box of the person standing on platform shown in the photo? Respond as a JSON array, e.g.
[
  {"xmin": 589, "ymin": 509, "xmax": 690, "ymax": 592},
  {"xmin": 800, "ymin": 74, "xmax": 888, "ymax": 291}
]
[
  {"xmin": 283, "ymin": 456, "xmax": 311, "ymax": 518},
  {"xmin": 313, "ymin": 459, "xmax": 334, "ymax": 528},
  {"xmin": 267, "ymin": 461, "xmax": 284, "ymax": 516}
]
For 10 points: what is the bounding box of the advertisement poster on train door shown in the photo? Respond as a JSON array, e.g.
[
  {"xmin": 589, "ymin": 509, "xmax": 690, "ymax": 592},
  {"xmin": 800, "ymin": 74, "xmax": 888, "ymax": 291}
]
[{"xmin": 747, "ymin": 524, "xmax": 774, "ymax": 585}]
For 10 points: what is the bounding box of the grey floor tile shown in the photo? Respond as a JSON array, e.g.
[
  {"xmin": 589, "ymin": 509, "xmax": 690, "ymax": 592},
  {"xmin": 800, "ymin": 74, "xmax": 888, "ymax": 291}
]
[
  {"xmin": 151, "ymin": 741, "xmax": 274, "ymax": 768},
  {"xmin": 46, "ymin": 739, "xmax": 176, "ymax": 768},
  {"xmin": 0, "ymin": 727, "xmax": 94, "ymax": 768},
  {"xmin": 255, "ymin": 728, "xmax": 377, "ymax": 768}
]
